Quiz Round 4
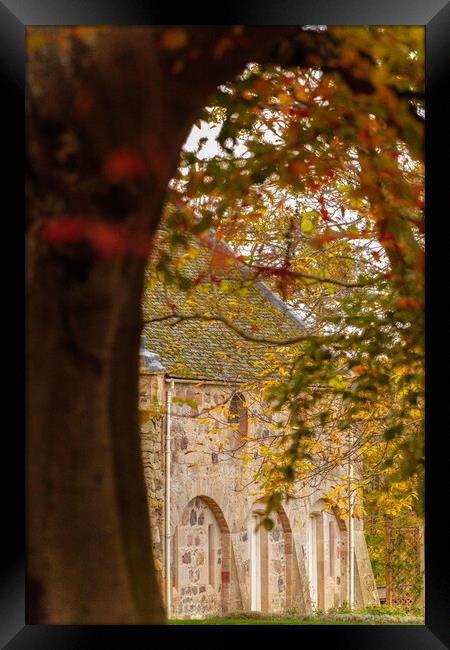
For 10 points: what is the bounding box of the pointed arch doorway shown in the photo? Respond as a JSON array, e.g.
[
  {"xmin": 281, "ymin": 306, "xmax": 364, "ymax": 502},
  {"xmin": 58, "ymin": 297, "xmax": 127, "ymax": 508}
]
[
  {"xmin": 172, "ymin": 496, "xmax": 231, "ymax": 618},
  {"xmin": 249, "ymin": 503, "xmax": 293, "ymax": 612},
  {"xmin": 250, "ymin": 507, "xmax": 267, "ymax": 611}
]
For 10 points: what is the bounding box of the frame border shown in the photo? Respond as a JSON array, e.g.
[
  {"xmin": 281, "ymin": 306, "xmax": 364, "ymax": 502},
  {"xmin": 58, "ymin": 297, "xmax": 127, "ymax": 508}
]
[{"xmin": 3, "ymin": 1, "xmax": 449, "ymax": 647}]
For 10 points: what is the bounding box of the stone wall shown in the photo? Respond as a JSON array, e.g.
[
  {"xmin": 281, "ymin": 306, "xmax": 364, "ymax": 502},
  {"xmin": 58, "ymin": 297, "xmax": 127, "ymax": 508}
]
[
  {"xmin": 268, "ymin": 511, "xmax": 287, "ymax": 612},
  {"xmin": 171, "ymin": 497, "xmax": 223, "ymax": 618},
  {"xmin": 138, "ymin": 371, "xmax": 165, "ymax": 587},
  {"xmin": 138, "ymin": 371, "xmax": 379, "ymax": 618}
]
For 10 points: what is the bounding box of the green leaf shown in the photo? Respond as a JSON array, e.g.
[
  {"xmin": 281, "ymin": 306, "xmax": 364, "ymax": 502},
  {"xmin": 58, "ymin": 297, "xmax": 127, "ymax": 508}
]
[
  {"xmin": 192, "ymin": 212, "xmax": 214, "ymax": 234},
  {"xmin": 384, "ymin": 424, "xmax": 403, "ymax": 441},
  {"xmin": 261, "ymin": 517, "xmax": 274, "ymax": 531},
  {"xmin": 302, "ymin": 218, "xmax": 314, "ymax": 233},
  {"xmin": 282, "ymin": 465, "xmax": 295, "ymax": 481},
  {"xmin": 219, "ymin": 279, "xmax": 232, "ymax": 292}
]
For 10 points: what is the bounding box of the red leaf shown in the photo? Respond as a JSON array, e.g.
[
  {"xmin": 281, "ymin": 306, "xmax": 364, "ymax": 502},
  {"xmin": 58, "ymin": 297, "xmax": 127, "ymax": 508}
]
[
  {"xmin": 102, "ymin": 148, "xmax": 147, "ymax": 183},
  {"xmin": 310, "ymin": 233, "xmax": 337, "ymax": 248},
  {"xmin": 358, "ymin": 130, "xmax": 370, "ymax": 148},
  {"xmin": 159, "ymin": 28, "xmax": 188, "ymax": 50},
  {"xmin": 397, "ymin": 297, "xmax": 423, "ymax": 310},
  {"xmin": 192, "ymin": 273, "xmax": 205, "ymax": 287},
  {"xmin": 40, "ymin": 217, "xmax": 86, "ymax": 244},
  {"xmin": 73, "ymin": 86, "xmax": 95, "ymax": 117},
  {"xmin": 188, "ymin": 47, "xmax": 202, "ymax": 61},
  {"xmin": 291, "ymin": 107, "xmax": 309, "ymax": 118},
  {"xmin": 87, "ymin": 222, "xmax": 124, "ymax": 258}
]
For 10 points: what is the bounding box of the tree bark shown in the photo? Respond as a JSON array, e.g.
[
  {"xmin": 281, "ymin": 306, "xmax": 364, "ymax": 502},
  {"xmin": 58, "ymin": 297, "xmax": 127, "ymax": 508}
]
[
  {"xmin": 26, "ymin": 250, "xmax": 144, "ymax": 622},
  {"xmin": 26, "ymin": 26, "xmax": 296, "ymax": 623}
]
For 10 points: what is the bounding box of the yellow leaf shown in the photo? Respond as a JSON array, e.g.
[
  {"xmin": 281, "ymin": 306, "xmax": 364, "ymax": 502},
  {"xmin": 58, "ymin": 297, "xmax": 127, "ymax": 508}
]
[
  {"xmin": 293, "ymin": 81, "xmax": 309, "ymax": 102},
  {"xmin": 278, "ymin": 92, "xmax": 293, "ymax": 107},
  {"xmin": 171, "ymin": 58, "xmax": 185, "ymax": 75},
  {"xmin": 214, "ymin": 36, "xmax": 233, "ymax": 59},
  {"xmin": 160, "ymin": 28, "xmax": 188, "ymax": 50},
  {"xmin": 27, "ymin": 32, "xmax": 49, "ymax": 53}
]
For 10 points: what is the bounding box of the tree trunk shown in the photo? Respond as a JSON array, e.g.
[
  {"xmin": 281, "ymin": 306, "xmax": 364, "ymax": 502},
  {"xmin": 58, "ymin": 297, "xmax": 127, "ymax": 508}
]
[
  {"xmin": 107, "ymin": 254, "xmax": 165, "ymax": 623},
  {"xmin": 26, "ymin": 25, "xmax": 300, "ymax": 623},
  {"xmin": 26, "ymin": 249, "xmax": 154, "ymax": 623}
]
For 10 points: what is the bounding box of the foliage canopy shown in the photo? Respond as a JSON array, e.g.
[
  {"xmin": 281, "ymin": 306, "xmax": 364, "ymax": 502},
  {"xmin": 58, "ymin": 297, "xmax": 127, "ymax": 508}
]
[{"xmin": 149, "ymin": 26, "xmax": 424, "ymax": 522}]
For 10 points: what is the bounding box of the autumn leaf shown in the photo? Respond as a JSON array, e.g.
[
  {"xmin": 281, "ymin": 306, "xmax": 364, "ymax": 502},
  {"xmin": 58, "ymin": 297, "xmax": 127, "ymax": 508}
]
[
  {"xmin": 251, "ymin": 78, "xmax": 272, "ymax": 97},
  {"xmin": 213, "ymin": 36, "xmax": 233, "ymax": 59},
  {"xmin": 278, "ymin": 92, "xmax": 294, "ymax": 107},
  {"xmin": 289, "ymin": 160, "xmax": 308, "ymax": 178},
  {"xmin": 102, "ymin": 148, "xmax": 147, "ymax": 183},
  {"xmin": 40, "ymin": 217, "xmax": 86, "ymax": 245},
  {"xmin": 87, "ymin": 222, "xmax": 124, "ymax": 258},
  {"xmin": 159, "ymin": 27, "xmax": 188, "ymax": 50},
  {"xmin": 292, "ymin": 80, "xmax": 309, "ymax": 102},
  {"xmin": 73, "ymin": 86, "xmax": 95, "ymax": 118}
]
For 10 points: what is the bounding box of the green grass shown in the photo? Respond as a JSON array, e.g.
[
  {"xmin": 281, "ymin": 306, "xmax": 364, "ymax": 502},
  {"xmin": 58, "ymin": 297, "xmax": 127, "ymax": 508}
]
[
  {"xmin": 170, "ymin": 616, "xmax": 423, "ymax": 626},
  {"xmin": 169, "ymin": 605, "xmax": 424, "ymax": 625},
  {"xmin": 169, "ymin": 606, "xmax": 424, "ymax": 625}
]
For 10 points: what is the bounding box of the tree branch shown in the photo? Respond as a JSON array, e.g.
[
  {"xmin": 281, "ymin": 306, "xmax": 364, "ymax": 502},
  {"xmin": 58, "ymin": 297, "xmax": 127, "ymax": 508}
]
[{"xmin": 144, "ymin": 311, "xmax": 316, "ymax": 346}]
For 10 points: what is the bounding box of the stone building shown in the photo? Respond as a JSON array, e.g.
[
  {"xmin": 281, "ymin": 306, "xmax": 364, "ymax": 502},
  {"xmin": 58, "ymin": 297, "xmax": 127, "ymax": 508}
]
[{"xmin": 139, "ymin": 237, "xmax": 379, "ymax": 619}]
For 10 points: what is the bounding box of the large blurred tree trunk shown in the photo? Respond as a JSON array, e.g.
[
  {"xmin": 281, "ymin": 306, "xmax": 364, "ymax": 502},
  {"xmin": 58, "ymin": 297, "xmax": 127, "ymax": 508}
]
[{"xmin": 26, "ymin": 26, "xmax": 294, "ymax": 623}]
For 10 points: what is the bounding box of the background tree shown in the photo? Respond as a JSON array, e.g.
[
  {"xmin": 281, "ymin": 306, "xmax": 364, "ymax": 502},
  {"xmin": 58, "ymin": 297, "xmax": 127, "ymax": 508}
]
[
  {"xmin": 149, "ymin": 25, "xmax": 424, "ymax": 523},
  {"xmin": 26, "ymin": 25, "xmax": 423, "ymax": 623}
]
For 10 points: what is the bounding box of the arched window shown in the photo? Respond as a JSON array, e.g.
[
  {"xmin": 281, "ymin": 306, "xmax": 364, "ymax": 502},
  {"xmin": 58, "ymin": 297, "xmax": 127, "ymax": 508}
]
[
  {"xmin": 173, "ymin": 497, "xmax": 230, "ymax": 618},
  {"xmin": 250, "ymin": 506, "xmax": 267, "ymax": 612},
  {"xmin": 228, "ymin": 392, "xmax": 248, "ymax": 444},
  {"xmin": 249, "ymin": 503, "xmax": 292, "ymax": 613},
  {"xmin": 308, "ymin": 514, "xmax": 319, "ymax": 609},
  {"xmin": 308, "ymin": 501, "xmax": 346, "ymax": 611}
]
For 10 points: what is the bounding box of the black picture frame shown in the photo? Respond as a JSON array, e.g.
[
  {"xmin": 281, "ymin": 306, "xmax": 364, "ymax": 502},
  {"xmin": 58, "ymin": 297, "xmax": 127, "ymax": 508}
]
[{"xmin": 3, "ymin": 1, "xmax": 449, "ymax": 647}]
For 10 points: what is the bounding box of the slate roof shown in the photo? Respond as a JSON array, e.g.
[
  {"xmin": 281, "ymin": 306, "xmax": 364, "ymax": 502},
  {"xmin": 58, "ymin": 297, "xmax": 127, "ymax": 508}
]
[{"xmin": 142, "ymin": 230, "xmax": 306, "ymax": 382}]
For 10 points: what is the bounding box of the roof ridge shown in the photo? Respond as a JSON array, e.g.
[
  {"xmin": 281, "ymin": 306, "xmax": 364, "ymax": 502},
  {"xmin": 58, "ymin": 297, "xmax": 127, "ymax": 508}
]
[{"xmin": 201, "ymin": 230, "xmax": 307, "ymax": 333}]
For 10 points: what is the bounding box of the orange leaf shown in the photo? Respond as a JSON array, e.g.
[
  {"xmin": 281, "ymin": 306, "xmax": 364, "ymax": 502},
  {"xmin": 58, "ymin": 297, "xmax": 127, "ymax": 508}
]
[
  {"xmin": 310, "ymin": 233, "xmax": 337, "ymax": 248},
  {"xmin": 289, "ymin": 160, "xmax": 307, "ymax": 177},
  {"xmin": 160, "ymin": 28, "xmax": 188, "ymax": 50},
  {"xmin": 251, "ymin": 79, "xmax": 272, "ymax": 96},
  {"xmin": 40, "ymin": 217, "xmax": 86, "ymax": 245},
  {"xmin": 210, "ymin": 249, "xmax": 234, "ymax": 275},
  {"xmin": 358, "ymin": 130, "xmax": 370, "ymax": 148},
  {"xmin": 73, "ymin": 86, "xmax": 95, "ymax": 117},
  {"xmin": 293, "ymin": 81, "xmax": 309, "ymax": 102},
  {"xmin": 87, "ymin": 222, "xmax": 124, "ymax": 258},
  {"xmin": 241, "ymin": 89, "xmax": 256, "ymax": 101},
  {"xmin": 171, "ymin": 58, "xmax": 185, "ymax": 75},
  {"xmin": 213, "ymin": 36, "xmax": 233, "ymax": 59},
  {"xmin": 414, "ymin": 252, "xmax": 425, "ymax": 272},
  {"xmin": 278, "ymin": 92, "xmax": 293, "ymax": 107},
  {"xmin": 102, "ymin": 148, "xmax": 147, "ymax": 183}
]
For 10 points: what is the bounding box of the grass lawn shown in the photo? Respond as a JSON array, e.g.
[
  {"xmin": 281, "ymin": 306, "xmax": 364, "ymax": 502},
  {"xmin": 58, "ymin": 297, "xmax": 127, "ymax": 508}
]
[{"xmin": 170, "ymin": 618, "xmax": 421, "ymax": 625}]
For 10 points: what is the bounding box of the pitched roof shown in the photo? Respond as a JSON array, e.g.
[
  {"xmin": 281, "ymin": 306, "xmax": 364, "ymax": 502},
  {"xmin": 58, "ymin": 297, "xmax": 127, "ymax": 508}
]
[{"xmin": 142, "ymin": 232, "xmax": 306, "ymax": 382}]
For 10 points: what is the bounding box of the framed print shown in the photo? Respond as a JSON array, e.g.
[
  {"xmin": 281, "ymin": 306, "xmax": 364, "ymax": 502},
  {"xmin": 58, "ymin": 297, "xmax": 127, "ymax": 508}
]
[{"xmin": 3, "ymin": 0, "xmax": 449, "ymax": 647}]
